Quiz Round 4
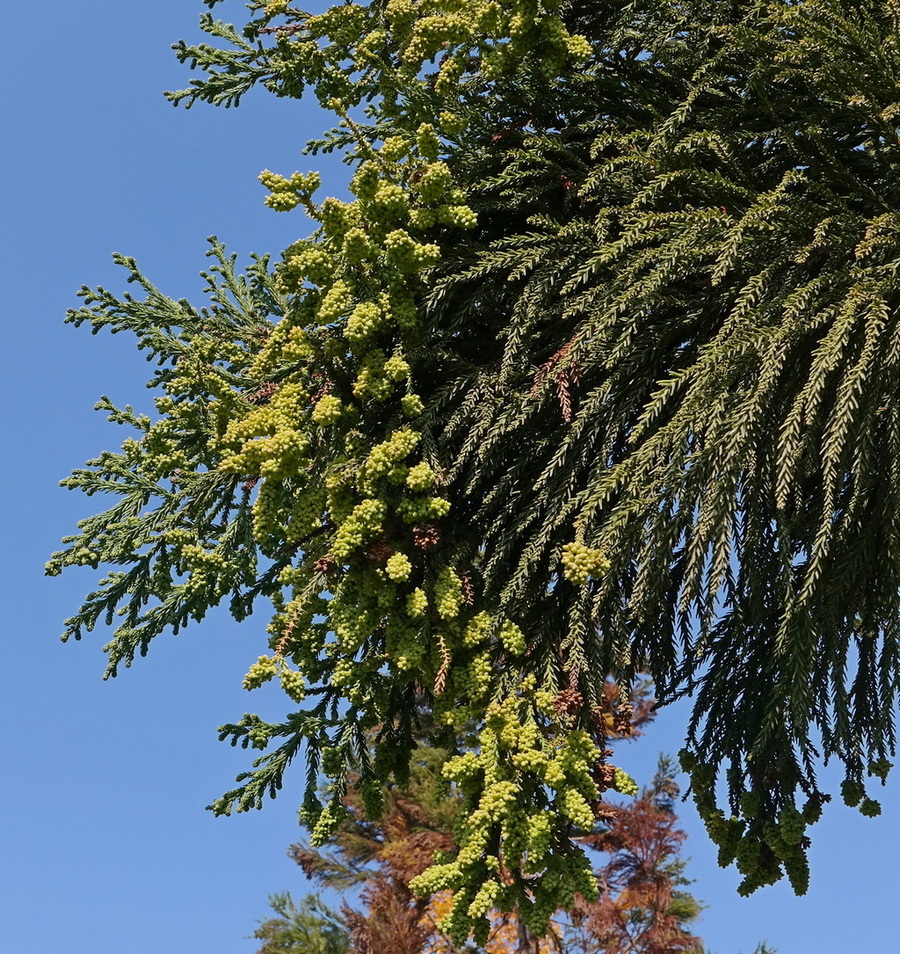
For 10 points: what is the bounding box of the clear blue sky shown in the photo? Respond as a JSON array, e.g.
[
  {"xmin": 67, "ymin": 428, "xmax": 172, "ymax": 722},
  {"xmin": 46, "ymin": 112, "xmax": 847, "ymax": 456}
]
[{"xmin": 1, "ymin": 2, "xmax": 895, "ymax": 951}]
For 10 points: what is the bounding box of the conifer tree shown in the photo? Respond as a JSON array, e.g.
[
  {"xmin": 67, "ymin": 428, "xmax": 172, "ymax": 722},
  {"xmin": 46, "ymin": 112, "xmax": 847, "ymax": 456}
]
[
  {"xmin": 255, "ymin": 689, "xmax": 704, "ymax": 954},
  {"xmin": 49, "ymin": 0, "xmax": 900, "ymax": 937},
  {"xmin": 254, "ymin": 757, "xmax": 704, "ymax": 954}
]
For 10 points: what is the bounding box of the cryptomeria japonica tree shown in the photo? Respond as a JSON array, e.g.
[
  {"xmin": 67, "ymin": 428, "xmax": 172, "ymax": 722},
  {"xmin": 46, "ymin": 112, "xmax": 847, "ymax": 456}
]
[
  {"xmin": 254, "ymin": 688, "xmax": 706, "ymax": 954},
  {"xmin": 255, "ymin": 759, "xmax": 706, "ymax": 954},
  {"xmin": 49, "ymin": 0, "xmax": 900, "ymax": 942}
]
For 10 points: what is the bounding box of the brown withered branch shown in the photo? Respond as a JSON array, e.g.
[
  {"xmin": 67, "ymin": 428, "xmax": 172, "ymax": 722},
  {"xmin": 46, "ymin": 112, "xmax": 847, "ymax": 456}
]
[
  {"xmin": 459, "ymin": 570, "xmax": 476, "ymax": 605},
  {"xmin": 433, "ymin": 635, "xmax": 451, "ymax": 696},
  {"xmin": 531, "ymin": 337, "xmax": 582, "ymax": 423},
  {"xmin": 275, "ymin": 619, "xmax": 296, "ymax": 657}
]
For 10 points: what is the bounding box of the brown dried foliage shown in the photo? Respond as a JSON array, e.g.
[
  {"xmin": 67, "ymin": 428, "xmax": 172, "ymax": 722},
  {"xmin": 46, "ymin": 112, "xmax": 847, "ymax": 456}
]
[
  {"xmin": 434, "ymin": 635, "xmax": 452, "ymax": 696},
  {"xmin": 531, "ymin": 339, "xmax": 582, "ymax": 424},
  {"xmin": 571, "ymin": 779, "xmax": 702, "ymax": 954}
]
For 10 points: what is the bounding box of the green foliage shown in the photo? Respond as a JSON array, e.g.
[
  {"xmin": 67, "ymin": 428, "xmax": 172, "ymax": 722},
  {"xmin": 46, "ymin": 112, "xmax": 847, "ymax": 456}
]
[
  {"xmin": 253, "ymin": 892, "xmax": 349, "ymax": 954},
  {"xmin": 51, "ymin": 0, "xmax": 900, "ymax": 941}
]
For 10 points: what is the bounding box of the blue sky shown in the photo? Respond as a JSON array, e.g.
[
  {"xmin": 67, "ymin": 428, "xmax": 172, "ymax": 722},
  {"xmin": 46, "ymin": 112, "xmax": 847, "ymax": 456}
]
[{"xmin": 2, "ymin": 2, "xmax": 896, "ymax": 951}]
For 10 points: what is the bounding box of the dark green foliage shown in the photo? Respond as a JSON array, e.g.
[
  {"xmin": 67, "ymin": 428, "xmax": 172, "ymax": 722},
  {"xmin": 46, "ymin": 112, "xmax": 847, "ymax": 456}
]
[{"xmin": 432, "ymin": 0, "xmax": 900, "ymax": 894}]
